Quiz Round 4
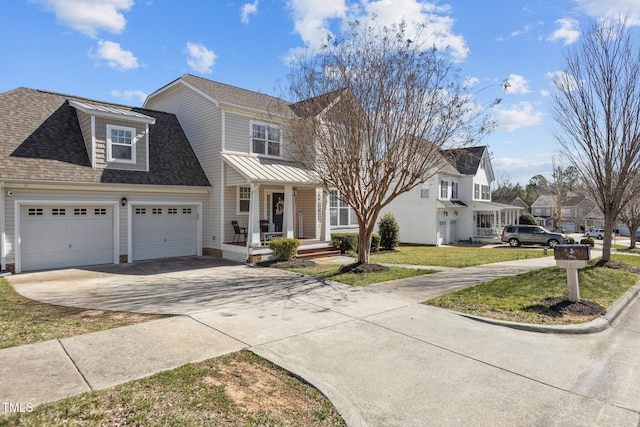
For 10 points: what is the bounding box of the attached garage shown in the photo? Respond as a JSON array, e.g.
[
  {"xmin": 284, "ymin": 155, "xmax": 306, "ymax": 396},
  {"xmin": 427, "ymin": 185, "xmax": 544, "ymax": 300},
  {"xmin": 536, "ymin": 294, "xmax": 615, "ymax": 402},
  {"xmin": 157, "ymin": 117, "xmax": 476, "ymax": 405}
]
[
  {"xmin": 132, "ymin": 205, "xmax": 199, "ymax": 261},
  {"xmin": 19, "ymin": 204, "xmax": 115, "ymax": 272}
]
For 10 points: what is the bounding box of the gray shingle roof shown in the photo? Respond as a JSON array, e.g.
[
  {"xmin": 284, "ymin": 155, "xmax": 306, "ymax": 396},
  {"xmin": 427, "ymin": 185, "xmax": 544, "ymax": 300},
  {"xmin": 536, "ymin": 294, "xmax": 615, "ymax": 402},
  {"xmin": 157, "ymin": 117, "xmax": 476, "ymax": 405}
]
[
  {"xmin": 0, "ymin": 87, "xmax": 210, "ymax": 187},
  {"xmin": 442, "ymin": 146, "xmax": 487, "ymax": 175}
]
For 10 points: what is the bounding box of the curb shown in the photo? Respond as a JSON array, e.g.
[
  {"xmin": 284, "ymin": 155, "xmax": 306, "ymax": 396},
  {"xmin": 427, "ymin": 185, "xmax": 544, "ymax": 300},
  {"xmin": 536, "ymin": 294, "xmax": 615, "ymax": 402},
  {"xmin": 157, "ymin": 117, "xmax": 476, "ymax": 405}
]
[{"xmin": 456, "ymin": 280, "xmax": 640, "ymax": 334}]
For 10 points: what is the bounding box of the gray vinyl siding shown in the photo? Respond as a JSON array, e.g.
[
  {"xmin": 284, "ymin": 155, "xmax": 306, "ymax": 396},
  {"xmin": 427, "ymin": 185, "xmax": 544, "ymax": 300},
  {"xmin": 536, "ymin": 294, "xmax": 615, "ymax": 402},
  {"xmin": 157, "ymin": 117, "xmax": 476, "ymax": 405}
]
[
  {"xmin": 296, "ymin": 188, "xmax": 317, "ymax": 238},
  {"xmin": 94, "ymin": 116, "xmax": 148, "ymax": 172},
  {"xmin": 225, "ymin": 164, "xmax": 248, "ymax": 187},
  {"xmin": 2, "ymin": 187, "xmax": 206, "ymax": 266},
  {"xmin": 225, "ymin": 112, "xmax": 250, "ymax": 153},
  {"xmin": 75, "ymin": 110, "xmax": 93, "ymax": 165},
  {"xmin": 145, "ymin": 83, "xmax": 221, "ymax": 250}
]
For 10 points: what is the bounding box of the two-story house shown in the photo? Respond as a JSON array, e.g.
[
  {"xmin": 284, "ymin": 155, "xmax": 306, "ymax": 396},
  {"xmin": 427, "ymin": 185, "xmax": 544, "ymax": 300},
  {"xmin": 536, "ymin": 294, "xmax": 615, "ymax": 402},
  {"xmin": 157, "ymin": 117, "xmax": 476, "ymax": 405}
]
[
  {"xmin": 144, "ymin": 74, "xmax": 336, "ymax": 263},
  {"xmin": 379, "ymin": 146, "xmax": 523, "ymax": 245},
  {"xmin": 0, "ymin": 87, "xmax": 211, "ymax": 273},
  {"xmin": 530, "ymin": 194, "xmax": 597, "ymax": 232}
]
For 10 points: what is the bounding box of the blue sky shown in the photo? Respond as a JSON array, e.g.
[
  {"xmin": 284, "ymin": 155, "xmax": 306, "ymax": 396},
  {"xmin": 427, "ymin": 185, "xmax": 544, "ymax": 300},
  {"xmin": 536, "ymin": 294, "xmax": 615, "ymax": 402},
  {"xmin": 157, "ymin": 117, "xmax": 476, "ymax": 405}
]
[{"xmin": 2, "ymin": 0, "xmax": 640, "ymax": 186}]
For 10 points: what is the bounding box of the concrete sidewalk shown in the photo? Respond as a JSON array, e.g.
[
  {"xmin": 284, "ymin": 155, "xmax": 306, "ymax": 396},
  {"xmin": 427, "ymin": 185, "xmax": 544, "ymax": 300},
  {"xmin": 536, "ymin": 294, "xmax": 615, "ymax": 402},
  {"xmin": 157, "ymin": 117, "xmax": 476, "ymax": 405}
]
[{"xmin": 2, "ymin": 253, "xmax": 639, "ymax": 426}]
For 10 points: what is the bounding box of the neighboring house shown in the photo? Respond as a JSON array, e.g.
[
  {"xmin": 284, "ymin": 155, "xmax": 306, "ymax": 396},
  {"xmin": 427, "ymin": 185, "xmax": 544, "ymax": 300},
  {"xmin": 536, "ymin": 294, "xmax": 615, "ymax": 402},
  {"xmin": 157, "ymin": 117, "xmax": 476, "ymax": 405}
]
[
  {"xmin": 492, "ymin": 195, "xmax": 529, "ymax": 226},
  {"xmin": 144, "ymin": 74, "xmax": 337, "ymax": 263},
  {"xmin": 0, "ymin": 87, "xmax": 211, "ymax": 273},
  {"xmin": 530, "ymin": 194, "xmax": 597, "ymax": 232},
  {"xmin": 379, "ymin": 146, "xmax": 523, "ymax": 245}
]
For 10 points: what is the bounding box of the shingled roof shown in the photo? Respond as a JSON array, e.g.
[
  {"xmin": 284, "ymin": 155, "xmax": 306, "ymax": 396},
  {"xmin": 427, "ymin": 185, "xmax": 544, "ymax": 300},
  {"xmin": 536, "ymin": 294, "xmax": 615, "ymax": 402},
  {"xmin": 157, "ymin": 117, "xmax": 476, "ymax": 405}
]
[
  {"xmin": 0, "ymin": 87, "xmax": 210, "ymax": 187},
  {"xmin": 442, "ymin": 146, "xmax": 487, "ymax": 175}
]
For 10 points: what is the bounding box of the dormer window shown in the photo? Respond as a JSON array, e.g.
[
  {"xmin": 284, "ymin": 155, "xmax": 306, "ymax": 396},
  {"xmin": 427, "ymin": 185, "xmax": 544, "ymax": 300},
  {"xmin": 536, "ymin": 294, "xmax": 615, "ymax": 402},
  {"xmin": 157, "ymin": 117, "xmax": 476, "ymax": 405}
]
[
  {"xmin": 107, "ymin": 124, "xmax": 136, "ymax": 163},
  {"xmin": 251, "ymin": 122, "xmax": 281, "ymax": 157}
]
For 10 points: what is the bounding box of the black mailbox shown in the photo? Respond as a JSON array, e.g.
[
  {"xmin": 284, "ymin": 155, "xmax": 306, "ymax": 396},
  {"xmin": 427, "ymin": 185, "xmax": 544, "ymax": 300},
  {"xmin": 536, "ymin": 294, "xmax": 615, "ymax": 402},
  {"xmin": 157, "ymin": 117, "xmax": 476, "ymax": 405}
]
[{"xmin": 554, "ymin": 245, "xmax": 590, "ymax": 261}]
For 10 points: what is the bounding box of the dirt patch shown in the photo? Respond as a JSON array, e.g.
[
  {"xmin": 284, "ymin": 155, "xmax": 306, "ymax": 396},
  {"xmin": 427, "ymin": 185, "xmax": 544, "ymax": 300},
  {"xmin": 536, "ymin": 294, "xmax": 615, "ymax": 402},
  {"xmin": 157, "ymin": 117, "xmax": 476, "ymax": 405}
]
[
  {"xmin": 594, "ymin": 259, "xmax": 640, "ymax": 274},
  {"xmin": 543, "ymin": 297, "xmax": 606, "ymax": 317},
  {"xmin": 338, "ymin": 263, "xmax": 389, "ymax": 274}
]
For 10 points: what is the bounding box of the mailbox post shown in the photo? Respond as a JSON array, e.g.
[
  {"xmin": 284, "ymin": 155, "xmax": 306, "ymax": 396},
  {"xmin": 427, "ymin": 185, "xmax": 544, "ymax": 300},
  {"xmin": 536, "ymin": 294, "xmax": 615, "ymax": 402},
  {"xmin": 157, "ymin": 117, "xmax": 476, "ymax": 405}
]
[{"xmin": 554, "ymin": 245, "xmax": 591, "ymax": 302}]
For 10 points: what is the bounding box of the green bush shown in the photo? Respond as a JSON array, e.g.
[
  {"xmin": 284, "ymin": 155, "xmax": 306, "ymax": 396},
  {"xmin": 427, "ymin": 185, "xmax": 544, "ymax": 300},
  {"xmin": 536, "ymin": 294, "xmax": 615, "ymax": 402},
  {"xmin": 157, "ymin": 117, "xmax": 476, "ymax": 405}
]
[
  {"xmin": 518, "ymin": 213, "xmax": 537, "ymax": 225},
  {"xmin": 580, "ymin": 238, "xmax": 595, "ymax": 247},
  {"xmin": 331, "ymin": 233, "xmax": 358, "ymax": 253},
  {"xmin": 268, "ymin": 237, "xmax": 300, "ymax": 261},
  {"xmin": 331, "ymin": 232, "xmax": 380, "ymax": 253},
  {"xmin": 568, "ymin": 236, "xmax": 576, "ymax": 244},
  {"xmin": 371, "ymin": 233, "xmax": 381, "ymax": 252},
  {"xmin": 378, "ymin": 213, "xmax": 400, "ymax": 250}
]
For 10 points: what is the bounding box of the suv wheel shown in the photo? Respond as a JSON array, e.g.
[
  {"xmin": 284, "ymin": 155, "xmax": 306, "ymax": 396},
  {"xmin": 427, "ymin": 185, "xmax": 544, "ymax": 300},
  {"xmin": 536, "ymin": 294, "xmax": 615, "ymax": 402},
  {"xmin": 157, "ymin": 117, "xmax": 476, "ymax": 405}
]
[
  {"xmin": 508, "ymin": 238, "xmax": 520, "ymax": 247},
  {"xmin": 548, "ymin": 239, "xmax": 559, "ymax": 247}
]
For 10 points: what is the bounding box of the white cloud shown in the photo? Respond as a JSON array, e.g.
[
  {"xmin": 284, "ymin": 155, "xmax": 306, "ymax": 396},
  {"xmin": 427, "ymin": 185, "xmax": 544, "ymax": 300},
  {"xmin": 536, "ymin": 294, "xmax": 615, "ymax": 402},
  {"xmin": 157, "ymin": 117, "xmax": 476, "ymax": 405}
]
[
  {"xmin": 493, "ymin": 154, "xmax": 552, "ymax": 170},
  {"xmin": 93, "ymin": 40, "xmax": 138, "ymax": 70},
  {"xmin": 547, "ymin": 18, "xmax": 580, "ymax": 45},
  {"xmin": 111, "ymin": 89, "xmax": 147, "ymax": 103},
  {"xmin": 241, "ymin": 0, "xmax": 259, "ymax": 24},
  {"xmin": 31, "ymin": 0, "xmax": 133, "ymax": 38},
  {"xmin": 186, "ymin": 42, "xmax": 216, "ymax": 73},
  {"xmin": 504, "ymin": 74, "xmax": 531, "ymax": 94},
  {"xmin": 575, "ymin": 0, "xmax": 640, "ymax": 25},
  {"xmin": 547, "ymin": 70, "xmax": 581, "ymax": 92},
  {"xmin": 285, "ymin": 0, "xmax": 467, "ymax": 59},
  {"xmin": 493, "ymin": 101, "xmax": 543, "ymax": 132}
]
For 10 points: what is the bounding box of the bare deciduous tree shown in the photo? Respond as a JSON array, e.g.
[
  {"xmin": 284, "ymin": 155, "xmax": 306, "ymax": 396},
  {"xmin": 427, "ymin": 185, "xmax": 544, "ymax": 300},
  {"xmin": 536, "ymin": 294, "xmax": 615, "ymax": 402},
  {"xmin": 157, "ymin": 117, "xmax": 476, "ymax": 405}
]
[
  {"xmin": 285, "ymin": 18, "xmax": 497, "ymax": 264},
  {"xmin": 618, "ymin": 181, "xmax": 640, "ymax": 249},
  {"xmin": 552, "ymin": 17, "xmax": 640, "ymax": 262}
]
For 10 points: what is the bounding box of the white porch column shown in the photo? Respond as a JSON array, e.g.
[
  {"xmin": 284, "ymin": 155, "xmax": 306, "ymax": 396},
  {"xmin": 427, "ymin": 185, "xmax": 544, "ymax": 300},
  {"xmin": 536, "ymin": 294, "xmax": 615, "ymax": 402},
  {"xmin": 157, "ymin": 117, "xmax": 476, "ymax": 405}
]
[
  {"xmin": 284, "ymin": 185, "xmax": 294, "ymax": 238},
  {"xmin": 248, "ymin": 182, "xmax": 261, "ymax": 246},
  {"xmin": 320, "ymin": 190, "xmax": 331, "ymax": 241}
]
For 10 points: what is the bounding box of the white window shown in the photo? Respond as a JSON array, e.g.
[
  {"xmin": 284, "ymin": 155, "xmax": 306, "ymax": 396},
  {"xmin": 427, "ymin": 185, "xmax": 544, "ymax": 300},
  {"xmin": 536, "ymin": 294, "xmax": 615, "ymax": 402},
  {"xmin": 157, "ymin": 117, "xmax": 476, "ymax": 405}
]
[
  {"xmin": 251, "ymin": 122, "xmax": 281, "ymax": 156},
  {"xmin": 474, "ymin": 184, "xmax": 480, "ymax": 199},
  {"xmin": 329, "ymin": 190, "xmax": 357, "ymax": 227},
  {"xmin": 107, "ymin": 124, "xmax": 136, "ymax": 163},
  {"xmin": 481, "ymin": 185, "xmax": 490, "ymax": 200},
  {"xmin": 238, "ymin": 186, "xmax": 251, "ymax": 214},
  {"xmin": 534, "ymin": 208, "xmax": 541, "ymax": 216},
  {"xmin": 451, "ymin": 182, "xmax": 458, "ymax": 199},
  {"xmin": 440, "ymin": 180, "xmax": 449, "ymax": 199}
]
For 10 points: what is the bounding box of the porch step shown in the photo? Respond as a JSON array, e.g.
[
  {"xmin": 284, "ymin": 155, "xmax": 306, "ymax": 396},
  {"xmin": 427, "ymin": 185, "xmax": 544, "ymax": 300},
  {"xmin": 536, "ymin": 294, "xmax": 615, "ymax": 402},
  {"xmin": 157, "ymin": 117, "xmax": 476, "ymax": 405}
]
[{"xmin": 296, "ymin": 245, "xmax": 341, "ymax": 259}]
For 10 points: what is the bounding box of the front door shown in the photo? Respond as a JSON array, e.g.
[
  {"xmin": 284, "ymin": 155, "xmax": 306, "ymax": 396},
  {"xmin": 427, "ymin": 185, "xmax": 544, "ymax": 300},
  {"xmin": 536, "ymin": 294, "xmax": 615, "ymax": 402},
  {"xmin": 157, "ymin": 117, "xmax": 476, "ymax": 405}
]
[{"xmin": 272, "ymin": 192, "xmax": 284, "ymax": 232}]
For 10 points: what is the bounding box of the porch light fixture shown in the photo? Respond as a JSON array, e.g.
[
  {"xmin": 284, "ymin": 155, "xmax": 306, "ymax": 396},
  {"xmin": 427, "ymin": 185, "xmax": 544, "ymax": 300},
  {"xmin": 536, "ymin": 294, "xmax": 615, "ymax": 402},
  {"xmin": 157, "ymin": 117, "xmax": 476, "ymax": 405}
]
[
  {"xmin": 444, "ymin": 211, "xmax": 448, "ymax": 216},
  {"xmin": 454, "ymin": 211, "xmax": 458, "ymax": 216},
  {"xmin": 120, "ymin": 197, "xmax": 127, "ymax": 207},
  {"xmin": 293, "ymin": 188, "xmax": 298, "ymax": 196}
]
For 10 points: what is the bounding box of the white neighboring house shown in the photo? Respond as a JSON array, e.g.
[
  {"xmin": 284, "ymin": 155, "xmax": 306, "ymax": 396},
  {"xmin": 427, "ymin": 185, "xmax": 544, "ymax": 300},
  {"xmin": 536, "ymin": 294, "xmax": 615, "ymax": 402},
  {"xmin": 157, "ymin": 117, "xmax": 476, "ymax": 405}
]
[{"xmin": 380, "ymin": 146, "xmax": 523, "ymax": 245}]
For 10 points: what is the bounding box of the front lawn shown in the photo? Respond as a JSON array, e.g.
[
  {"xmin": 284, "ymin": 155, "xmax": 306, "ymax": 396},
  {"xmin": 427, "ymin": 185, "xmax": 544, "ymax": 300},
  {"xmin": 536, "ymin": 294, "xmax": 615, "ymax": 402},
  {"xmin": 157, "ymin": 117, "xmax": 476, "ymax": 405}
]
[
  {"xmin": 426, "ymin": 265, "xmax": 638, "ymax": 324},
  {"xmin": 370, "ymin": 244, "xmax": 547, "ymax": 268},
  {"xmin": 284, "ymin": 264, "xmax": 436, "ymax": 286},
  {"xmin": 1, "ymin": 350, "xmax": 345, "ymax": 426},
  {"xmin": 0, "ymin": 278, "xmax": 167, "ymax": 349}
]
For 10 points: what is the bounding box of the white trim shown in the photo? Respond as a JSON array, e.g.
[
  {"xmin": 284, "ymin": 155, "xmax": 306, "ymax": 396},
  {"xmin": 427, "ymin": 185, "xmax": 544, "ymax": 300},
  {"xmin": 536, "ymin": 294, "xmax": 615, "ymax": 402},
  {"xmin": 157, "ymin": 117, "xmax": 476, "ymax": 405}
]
[
  {"xmin": 0, "ymin": 182, "xmax": 5, "ymax": 271},
  {"xmin": 221, "ymin": 110, "xmax": 226, "ymax": 152},
  {"xmin": 145, "ymin": 123, "xmax": 150, "ymax": 172},
  {"xmin": 249, "ymin": 120, "xmax": 282, "ymax": 158},
  {"xmin": 106, "ymin": 124, "xmax": 137, "ymax": 164},
  {"xmin": 69, "ymin": 100, "xmax": 156, "ymax": 124},
  {"xmin": 237, "ymin": 185, "xmax": 251, "ymax": 215},
  {"xmin": 127, "ymin": 201, "xmax": 203, "ymax": 263},
  {"xmin": 0, "ymin": 179, "xmax": 210, "ymax": 194},
  {"xmin": 90, "ymin": 115, "xmax": 96, "ymax": 167},
  {"xmin": 144, "ymin": 79, "xmax": 220, "ymax": 107},
  {"xmin": 14, "ymin": 200, "xmax": 120, "ymax": 274}
]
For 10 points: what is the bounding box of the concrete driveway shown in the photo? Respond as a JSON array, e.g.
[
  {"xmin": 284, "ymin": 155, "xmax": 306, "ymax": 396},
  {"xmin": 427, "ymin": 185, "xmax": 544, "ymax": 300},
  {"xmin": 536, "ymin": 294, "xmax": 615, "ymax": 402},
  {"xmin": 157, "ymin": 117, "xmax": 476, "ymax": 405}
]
[{"xmin": 6, "ymin": 256, "xmax": 640, "ymax": 426}]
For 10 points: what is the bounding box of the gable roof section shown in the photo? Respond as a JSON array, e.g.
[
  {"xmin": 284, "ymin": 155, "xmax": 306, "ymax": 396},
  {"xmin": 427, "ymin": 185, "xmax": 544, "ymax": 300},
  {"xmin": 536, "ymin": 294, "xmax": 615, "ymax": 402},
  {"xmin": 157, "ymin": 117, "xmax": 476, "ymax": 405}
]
[
  {"xmin": 289, "ymin": 89, "xmax": 344, "ymax": 118},
  {"xmin": 442, "ymin": 146, "xmax": 487, "ymax": 175},
  {"xmin": 0, "ymin": 87, "xmax": 210, "ymax": 187},
  {"xmin": 148, "ymin": 74, "xmax": 291, "ymax": 115}
]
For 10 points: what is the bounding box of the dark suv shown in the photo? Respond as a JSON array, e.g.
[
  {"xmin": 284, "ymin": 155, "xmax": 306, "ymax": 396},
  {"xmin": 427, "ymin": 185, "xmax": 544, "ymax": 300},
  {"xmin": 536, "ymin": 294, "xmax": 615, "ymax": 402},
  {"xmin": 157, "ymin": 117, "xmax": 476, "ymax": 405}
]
[{"xmin": 500, "ymin": 225, "xmax": 569, "ymax": 247}]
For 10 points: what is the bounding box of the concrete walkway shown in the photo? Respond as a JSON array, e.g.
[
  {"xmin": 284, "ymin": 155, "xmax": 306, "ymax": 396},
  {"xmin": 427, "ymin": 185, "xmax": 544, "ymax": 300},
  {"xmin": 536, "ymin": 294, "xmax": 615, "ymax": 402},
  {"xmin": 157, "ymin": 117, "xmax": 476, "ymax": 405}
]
[{"xmin": 2, "ymin": 255, "xmax": 640, "ymax": 426}]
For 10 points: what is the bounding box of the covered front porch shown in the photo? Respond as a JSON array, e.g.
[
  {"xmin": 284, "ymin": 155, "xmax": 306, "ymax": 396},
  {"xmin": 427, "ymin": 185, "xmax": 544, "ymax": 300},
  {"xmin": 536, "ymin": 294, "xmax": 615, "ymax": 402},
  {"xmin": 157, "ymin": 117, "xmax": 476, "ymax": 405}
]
[
  {"xmin": 472, "ymin": 201, "xmax": 524, "ymax": 243},
  {"xmin": 220, "ymin": 153, "xmax": 332, "ymax": 263}
]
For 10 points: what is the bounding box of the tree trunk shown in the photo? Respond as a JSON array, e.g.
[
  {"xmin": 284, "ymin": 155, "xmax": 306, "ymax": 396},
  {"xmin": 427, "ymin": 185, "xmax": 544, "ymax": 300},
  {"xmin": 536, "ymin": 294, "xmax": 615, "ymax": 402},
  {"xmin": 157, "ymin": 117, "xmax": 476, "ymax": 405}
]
[
  {"xmin": 601, "ymin": 216, "xmax": 615, "ymax": 262},
  {"xmin": 357, "ymin": 221, "xmax": 374, "ymax": 264}
]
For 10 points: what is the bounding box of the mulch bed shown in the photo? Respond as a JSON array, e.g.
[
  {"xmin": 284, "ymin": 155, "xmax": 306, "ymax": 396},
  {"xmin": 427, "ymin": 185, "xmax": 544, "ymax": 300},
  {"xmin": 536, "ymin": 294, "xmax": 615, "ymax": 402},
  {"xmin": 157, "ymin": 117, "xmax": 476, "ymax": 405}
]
[
  {"xmin": 338, "ymin": 263, "xmax": 389, "ymax": 274},
  {"xmin": 543, "ymin": 297, "xmax": 606, "ymax": 317},
  {"xmin": 260, "ymin": 259, "xmax": 318, "ymax": 269}
]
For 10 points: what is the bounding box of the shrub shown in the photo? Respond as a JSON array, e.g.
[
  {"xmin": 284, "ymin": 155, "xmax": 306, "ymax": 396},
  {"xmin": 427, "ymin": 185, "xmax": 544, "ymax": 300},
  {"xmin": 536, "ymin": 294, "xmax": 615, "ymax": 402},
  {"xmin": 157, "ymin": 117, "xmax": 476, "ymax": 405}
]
[
  {"xmin": 580, "ymin": 238, "xmax": 595, "ymax": 247},
  {"xmin": 378, "ymin": 213, "xmax": 400, "ymax": 250},
  {"xmin": 331, "ymin": 232, "xmax": 380, "ymax": 253},
  {"xmin": 268, "ymin": 237, "xmax": 300, "ymax": 261},
  {"xmin": 519, "ymin": 213, "xmax": 537, "ymax": 225},
  {"xmin": 371, "ymin": 233, "xmax": 381, "ymax": 252},
  {"xmin": 331, "ymin": 233, "xmax": 358, "ymax": 253},
  {"xmin": 568, "ymin": 236, "xmax": 576, "ymax": 244}
]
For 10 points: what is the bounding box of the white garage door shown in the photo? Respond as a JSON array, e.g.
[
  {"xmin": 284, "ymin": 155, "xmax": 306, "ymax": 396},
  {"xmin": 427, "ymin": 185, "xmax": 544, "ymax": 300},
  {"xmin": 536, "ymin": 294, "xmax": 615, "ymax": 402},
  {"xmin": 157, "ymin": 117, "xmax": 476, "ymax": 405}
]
[
  {"xmin": 132, "ymin": 205, "xmax": 198, "ymax": 261},
  {"xmin": 21, "ymin": 205, "xmax": 114, "ymax": 271}
]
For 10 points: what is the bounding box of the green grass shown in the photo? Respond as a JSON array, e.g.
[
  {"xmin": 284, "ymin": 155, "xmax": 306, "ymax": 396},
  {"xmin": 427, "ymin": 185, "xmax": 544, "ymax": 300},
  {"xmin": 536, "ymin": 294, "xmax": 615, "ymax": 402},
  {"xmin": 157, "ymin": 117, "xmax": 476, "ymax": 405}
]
[
  {"xmin": 0, "ymin": 350, "xmax": 345, "ymax": 427},
  {"xmin": 0, "ymin": 278, "xmax": 167, "ymax": 349},
  {"xmin": 426, "ymin": 265, "xmax": 638, "ymax": 324},
  {"xmin": 614, "ymin": 246, "xmax": 640, "ymax": 254},
  {"xmin": 612, "ymin": 253, "xmax": 640, "ymax": 265},
  {"xmin": 370, "ymin": 244, "xmax": 547, "ymax": 268},
  {"xmin": 285, "ymin": 264, "xmax": 436, "ymax": 286}
]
